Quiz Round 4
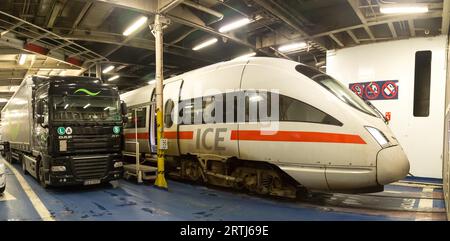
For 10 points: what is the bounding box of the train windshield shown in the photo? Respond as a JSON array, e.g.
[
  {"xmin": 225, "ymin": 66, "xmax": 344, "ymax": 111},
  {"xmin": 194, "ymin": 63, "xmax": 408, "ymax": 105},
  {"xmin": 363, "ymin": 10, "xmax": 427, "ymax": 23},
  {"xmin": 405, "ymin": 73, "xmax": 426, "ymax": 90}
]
[
  {"xmin": 52, "ymin": 95, "xmax": 121, "ymax": 122},
  {"xmin": 295, "ymin": 65, "xmax": 380, "ymax": 118}
]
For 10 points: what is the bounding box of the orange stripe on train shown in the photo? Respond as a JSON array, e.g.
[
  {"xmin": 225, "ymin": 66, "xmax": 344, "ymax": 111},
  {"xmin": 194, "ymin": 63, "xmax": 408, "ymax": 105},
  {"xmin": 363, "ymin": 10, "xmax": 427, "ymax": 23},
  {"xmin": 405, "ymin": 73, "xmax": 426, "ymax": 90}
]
[
  {"xmin": 125, "ymin": 131, "xmax": 194, "ymax": 140},
  {"xmin": 230, "ymin": 130, "xmax": 366, "ymax": 144},
  {"xmin": 125, "ymin": 130, "xmax": 365, "ymax": 144}
]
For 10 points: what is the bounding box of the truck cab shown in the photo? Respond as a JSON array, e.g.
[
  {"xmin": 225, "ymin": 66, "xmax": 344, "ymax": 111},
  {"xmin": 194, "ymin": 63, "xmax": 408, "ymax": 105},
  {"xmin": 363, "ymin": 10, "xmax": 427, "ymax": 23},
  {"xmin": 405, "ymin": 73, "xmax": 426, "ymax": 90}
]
[{"xmin": 1, "ymin": 76, "xmax": 127, "ymax": 187}]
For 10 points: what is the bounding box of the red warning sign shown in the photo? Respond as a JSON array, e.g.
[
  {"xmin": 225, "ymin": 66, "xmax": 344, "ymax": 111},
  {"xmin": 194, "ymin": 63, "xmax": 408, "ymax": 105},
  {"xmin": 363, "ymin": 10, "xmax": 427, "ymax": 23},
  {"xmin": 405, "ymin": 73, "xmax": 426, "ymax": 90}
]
[
  {"xmin": 365, "ymin": 82, "xmax": 380, "ymax": 100},
  {"xmin": 349, "ymin": 80, "xmax": 398, "ymax": 101},
  {"xmin": 381, "ymin": 81, "xmax": 398, "ymax": 99},
  {"xmin": 351, "ymin": 83, "xmax": 363, "ymax": 97}
]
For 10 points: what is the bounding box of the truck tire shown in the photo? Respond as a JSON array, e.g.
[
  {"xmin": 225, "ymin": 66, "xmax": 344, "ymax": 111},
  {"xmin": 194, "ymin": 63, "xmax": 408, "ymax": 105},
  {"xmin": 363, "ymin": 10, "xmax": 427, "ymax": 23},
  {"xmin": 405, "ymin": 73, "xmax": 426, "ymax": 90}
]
[
  {"xmin": 21, "ymin": 154, "xmax": 28, "ymax": 175},
  {"xmin": 38, "ymin": 161, "xmax": 48, "ymax": 189},
  {"xmin": 5, "ymin": 151, "xmax": 12, "ymax": 163}
]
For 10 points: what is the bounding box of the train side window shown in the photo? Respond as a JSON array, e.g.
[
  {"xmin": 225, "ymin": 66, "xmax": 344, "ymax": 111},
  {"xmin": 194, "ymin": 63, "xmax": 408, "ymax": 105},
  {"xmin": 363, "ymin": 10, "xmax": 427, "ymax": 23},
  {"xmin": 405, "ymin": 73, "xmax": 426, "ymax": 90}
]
[
  {"xmin": 125, "ymin": 108, "xmax": 147, "ymax": 128},
  {"xmin": 279, "ymin": 95, "xmax": 342, "ymax": 126},
  {"xmin": 179, "ymin": 99, "xmax": 193, "ymax": 125},
  {"xmin": 125, "ymin": 110, "xmax": 134, "ymax": 128},
  {"xmin": 245, "ymin": 91, "xmax": 272, "ymax": 122},
  {"xmin": 413, "ymin": 50, "xmax": 432, "ymax": 117},
  {"xmin": 164, "ymin": 99, "xmax": 174, "ymax": 128},
  {"xmin": 203, "ymin": 96, "xmax": 216, "ymax": 124}
]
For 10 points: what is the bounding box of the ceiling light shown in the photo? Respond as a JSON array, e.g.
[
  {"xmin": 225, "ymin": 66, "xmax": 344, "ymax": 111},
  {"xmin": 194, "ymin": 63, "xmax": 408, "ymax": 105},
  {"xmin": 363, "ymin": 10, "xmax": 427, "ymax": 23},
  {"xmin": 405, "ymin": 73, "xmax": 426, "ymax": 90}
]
[
  {"xmin": 108, "ymin": 75, "xmax": 119, "ymax": 81},
  {"xmin": 102, "ymin": 65, "xmax": 115, "ymax": 74},
  {"xmin": 83, "ymin": 103, "xmax": 91, "ymax": 109},
  {"xmin": 233, "ymin": 52, "xmax": 256, "ymax": 61},
  {"xmin": 192, "ymin": 38, "xmax": 218, "ymax": 51},
  {"xmin": 18, "ymin": 54, "xmax": 27, "ymax": 65},
  {"xmin": 148, "ymin": 79, "xmax": 155, "ymax": 85},
  {"xmin": 123, "ymin": 16, "xmax": 148, "ymax": 36},
  {"xmin": 379, "ymin": 4, "xmax": 428, "ymax": 14},
  {"xmin": 219, "ymin": 18, "xmax": 251, "ymax": 33},
  {"xmin": 278, "ymin": 42, "xmax": 307, "ymax": 52},
  {"xmin": 0, "ymin": 98, "xmax": 9, "ymax": 103},
  {"xmin": 64, "ymin": 104, "xmax": 69, "ymax": 109}
]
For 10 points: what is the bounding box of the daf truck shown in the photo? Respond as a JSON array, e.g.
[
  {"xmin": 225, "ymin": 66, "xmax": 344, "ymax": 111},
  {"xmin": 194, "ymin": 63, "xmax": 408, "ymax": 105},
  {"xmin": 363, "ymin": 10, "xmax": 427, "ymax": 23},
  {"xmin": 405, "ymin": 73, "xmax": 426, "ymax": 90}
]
[{"xmin": 1, "ymin": 76, "xmax": 127, "ymax": 187}]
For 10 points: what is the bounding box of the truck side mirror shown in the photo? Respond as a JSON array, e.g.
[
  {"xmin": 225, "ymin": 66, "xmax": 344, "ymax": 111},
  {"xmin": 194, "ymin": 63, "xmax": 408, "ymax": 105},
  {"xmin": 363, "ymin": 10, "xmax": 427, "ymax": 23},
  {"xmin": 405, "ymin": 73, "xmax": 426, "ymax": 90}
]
[
  {"xmin": 121, "ymin": 102, "xmax": 127, "ymax": 116},
  {"xmin": 36, "ymin": 100, "xmax": 44, "ymax": 116}
]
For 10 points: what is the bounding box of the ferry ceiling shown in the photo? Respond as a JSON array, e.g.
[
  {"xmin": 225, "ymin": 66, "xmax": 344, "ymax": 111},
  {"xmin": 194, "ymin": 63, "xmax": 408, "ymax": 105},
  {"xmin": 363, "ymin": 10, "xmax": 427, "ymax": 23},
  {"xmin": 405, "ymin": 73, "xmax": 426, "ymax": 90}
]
[{"xmin": 0, "ymin": 0, "xmax": 447, "ymax": 106}]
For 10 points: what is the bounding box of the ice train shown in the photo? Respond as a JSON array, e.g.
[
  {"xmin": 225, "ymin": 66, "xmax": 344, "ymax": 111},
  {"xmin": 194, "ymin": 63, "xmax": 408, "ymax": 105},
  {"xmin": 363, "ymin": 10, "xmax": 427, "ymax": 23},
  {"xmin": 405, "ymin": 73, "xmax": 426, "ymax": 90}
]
[{"xmin": 120, "ymin": 57, "xmax": 410, "ymax": 197}]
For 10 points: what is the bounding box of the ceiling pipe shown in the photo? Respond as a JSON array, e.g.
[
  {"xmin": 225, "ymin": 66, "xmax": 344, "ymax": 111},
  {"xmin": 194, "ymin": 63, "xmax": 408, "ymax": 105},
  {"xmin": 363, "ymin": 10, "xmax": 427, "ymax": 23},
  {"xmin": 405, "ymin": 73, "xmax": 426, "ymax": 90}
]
[
  {"xmin": 170, "ymin": 1, "xmax": 224, "ymax": 45},
  {"xmin": 169, "ymin": 28, "xmax": 197, "ymax": 44},
  {"xmin": 181, "ymin": 1, "xmax": 224, "ymax": 21}
]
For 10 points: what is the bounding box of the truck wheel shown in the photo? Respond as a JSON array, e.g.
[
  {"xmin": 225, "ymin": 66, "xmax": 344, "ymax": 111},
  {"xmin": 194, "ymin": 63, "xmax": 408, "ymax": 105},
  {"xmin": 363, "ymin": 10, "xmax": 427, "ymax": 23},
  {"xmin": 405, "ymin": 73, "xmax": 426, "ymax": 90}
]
[
  {"xmin": 5, "ymin": 151, "xmax": 12, "ymax": 163},
  {"xmin": 21, "ymin": 155, "xmax": 28, "ymax": 175},
  {"xmin": 38, "ymin": 161, "xmax": 48, "ymax": 189}
]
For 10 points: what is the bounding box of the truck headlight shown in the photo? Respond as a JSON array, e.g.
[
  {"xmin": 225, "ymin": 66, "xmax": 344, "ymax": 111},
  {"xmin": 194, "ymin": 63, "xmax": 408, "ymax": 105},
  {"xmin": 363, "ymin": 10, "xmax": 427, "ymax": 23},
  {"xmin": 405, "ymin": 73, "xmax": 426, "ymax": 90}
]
[
  {"xmin": 114, "ymin": 161, "xmax": 123, "ymax": 168},
  {"xmin": 51, "ymin": 166, "xmax": 66, "ymax": 172},
  {"xmin": 365, "ymin": 126, "xmax": 389, "ymax": 147}
]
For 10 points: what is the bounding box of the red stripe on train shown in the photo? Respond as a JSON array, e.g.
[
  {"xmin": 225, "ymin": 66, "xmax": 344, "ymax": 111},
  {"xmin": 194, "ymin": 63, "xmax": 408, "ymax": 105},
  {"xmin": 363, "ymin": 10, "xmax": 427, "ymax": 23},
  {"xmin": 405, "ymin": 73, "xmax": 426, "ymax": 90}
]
[
  {"xmin": 125, "ymin": 132, "xmax": 149, "ymax": 140},
  {"xmin": 125, "ymin": 131, "xmax": 194, "ymax": 140},
  {"xmin": 230, "ymin": 130, "xmax": 366, "ymax": 144}
]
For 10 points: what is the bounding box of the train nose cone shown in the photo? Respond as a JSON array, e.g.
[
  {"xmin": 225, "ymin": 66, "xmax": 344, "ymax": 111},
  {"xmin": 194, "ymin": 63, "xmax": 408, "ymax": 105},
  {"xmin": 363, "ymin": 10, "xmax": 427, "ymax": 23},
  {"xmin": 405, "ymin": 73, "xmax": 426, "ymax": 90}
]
[{"xmin": 376, "ymin": 145, "xmax": 410, "ymax": 185}]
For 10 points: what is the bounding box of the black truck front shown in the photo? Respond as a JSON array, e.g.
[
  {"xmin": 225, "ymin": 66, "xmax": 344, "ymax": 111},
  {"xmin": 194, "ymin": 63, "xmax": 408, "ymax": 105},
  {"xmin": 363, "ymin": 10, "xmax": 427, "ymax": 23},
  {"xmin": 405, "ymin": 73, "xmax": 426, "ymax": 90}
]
[
  {"xmin": 38, "ymin": 82, "xmax": 127, "ymax": 186},
  {"xmin": 47, "ymin": 125, "xmax": 124, "ymax": 186}
]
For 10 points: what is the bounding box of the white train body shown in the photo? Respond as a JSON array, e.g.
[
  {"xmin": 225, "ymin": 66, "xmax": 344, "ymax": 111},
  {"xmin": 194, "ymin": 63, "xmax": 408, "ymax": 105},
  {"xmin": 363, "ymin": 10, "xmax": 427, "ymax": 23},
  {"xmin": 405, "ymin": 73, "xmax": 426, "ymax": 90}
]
[{"xmin": 120, "ymin": 57, "xmax": 409, "ymax": 195}]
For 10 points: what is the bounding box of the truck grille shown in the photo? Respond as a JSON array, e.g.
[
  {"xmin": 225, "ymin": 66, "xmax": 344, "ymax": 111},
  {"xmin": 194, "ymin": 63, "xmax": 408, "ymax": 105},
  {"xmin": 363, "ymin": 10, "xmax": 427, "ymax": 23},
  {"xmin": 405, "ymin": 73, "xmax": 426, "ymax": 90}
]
[
  {"xmin": 67, "ymin": 134, "xmax": 119, "ymax": 153},
  {"xmin": 72, "ymin": 157, "xmax": 109, "ymax": 179}
]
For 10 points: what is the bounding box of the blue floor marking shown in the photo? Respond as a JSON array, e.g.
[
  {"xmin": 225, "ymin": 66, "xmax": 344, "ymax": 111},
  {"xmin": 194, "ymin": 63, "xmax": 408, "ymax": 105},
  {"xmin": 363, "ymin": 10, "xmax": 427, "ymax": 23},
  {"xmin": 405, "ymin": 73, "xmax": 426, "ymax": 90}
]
[
  {"xmin": 1, "ymin": 161, "xmax": 445, "ymax": 221},
  {"xmin": 0, "ymin": 164, "xmax": 41, "ymax": 221},
  {"xmin": 404, "ymin": 176, "xmax": 443, "ymax": 184}
]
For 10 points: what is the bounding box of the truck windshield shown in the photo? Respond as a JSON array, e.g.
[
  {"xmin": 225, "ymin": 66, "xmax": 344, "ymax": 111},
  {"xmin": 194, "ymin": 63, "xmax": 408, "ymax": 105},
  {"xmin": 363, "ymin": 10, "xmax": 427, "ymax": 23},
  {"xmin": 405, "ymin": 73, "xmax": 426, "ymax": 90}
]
[
  {"xmin": 52, "ymin": 95, "xmax": 121, "ymax": 122},
  {"xmin": 295, "ymin": 65, "xmax": 380, "ymax": 118}
]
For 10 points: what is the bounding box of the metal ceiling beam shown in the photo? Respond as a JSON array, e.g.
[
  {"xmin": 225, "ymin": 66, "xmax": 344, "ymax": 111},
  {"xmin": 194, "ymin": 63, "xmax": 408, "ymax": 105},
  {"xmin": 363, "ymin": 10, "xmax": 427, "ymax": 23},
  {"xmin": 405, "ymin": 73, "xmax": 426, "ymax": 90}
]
[
  {"xmin": 346, "ymin": 30, "xmax": 360, "ymax": 44},
  {"xmin": 253, "ymin": 0, "xmax": 327, "ymax": 51},
  {"xmin": 69, "ymin": 1, "xmax": 93, "ymax": 34},
  {"xmin": 0, "ymin": 63, "xmax": 79, "ymax": 70},
  {"xmin": 58, "ymin": 30, "xmax": 218, "ymax": 63},
  {"xmin": 81, "ymin": 0, "xmax": 279, "ymax": 58},
  {"xmin": 159, "ymin": 0, "xmax": 185, "ymax": 13},
  {"xmin": 0, "ymin": 22, "xmax": 24, "ymax": 36},
  {"xmin": 329, "ymin": 33, "xmax": 344, "ymax": 47},
  {"xmin": 387, "ymin": 22, "xmax": 397, "ymax": 38},
  {"xmin": 46, "ymin": 0, "xmax": 66, "ymax": 28},
  {"xmin": 256, "ymin": 10, "xmax": 441, "ymax": 49},
  {"xmin": 347, "ymin": 0, "xmax": 375, "ymax": 41},
  {"xmin": 442, "ymin": 0, "xmax": 450, "ymax": 35}
]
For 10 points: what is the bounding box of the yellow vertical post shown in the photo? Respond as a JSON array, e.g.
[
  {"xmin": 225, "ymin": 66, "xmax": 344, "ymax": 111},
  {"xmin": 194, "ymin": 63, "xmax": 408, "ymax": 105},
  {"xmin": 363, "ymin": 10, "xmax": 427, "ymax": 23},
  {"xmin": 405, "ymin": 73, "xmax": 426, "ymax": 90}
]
[{"xmin": 153, "ymin": 13, "xmax": 168, "ymax": 189}]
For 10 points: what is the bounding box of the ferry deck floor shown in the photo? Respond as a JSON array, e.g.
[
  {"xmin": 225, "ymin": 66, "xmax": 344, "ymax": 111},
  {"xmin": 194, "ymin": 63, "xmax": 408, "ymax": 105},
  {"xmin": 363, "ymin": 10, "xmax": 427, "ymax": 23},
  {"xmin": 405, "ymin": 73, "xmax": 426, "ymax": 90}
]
[{"xmin": 0, "ymin": 157, "xmax": 447, "ymax": 221}]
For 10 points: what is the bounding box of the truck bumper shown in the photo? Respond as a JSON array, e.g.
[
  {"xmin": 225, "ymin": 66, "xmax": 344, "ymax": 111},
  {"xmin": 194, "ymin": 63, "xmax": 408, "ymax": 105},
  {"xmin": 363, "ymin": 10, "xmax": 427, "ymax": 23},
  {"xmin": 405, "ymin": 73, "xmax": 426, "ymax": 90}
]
[
  {"xmin": 48, "ymin": 170, "xmax": 123, "ymax": 186},
  {"xmin": 45, "ymin": 153, "xmax": 123, "ymax": 186}
]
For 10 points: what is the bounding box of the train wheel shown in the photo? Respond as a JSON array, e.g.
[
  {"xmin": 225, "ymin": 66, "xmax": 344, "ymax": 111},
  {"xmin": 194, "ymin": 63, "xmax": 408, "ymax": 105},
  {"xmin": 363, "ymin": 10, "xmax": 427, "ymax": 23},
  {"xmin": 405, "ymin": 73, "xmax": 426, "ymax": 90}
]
[
  {"xmin": 231, "ymin": 167, "xmax": 258, "ymax": 193},
  {"xmin": 183, "ymin": 161, "xmax": 202, "ymax": 182}
]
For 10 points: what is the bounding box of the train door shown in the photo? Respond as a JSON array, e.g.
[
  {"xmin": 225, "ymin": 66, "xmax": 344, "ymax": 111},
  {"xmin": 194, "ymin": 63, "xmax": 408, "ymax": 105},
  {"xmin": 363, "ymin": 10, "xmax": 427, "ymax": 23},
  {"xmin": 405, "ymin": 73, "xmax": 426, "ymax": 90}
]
[
  {"xmin": 149, "ymin": 89, "xmax": 156, "ymax": 153},
  {"xmin": 163, "ymin": 79, "xmax": 183, "ymax": 156},
  {"xmin": 124, "ymin": 105, "xmax": 150, "ymax": 154}
]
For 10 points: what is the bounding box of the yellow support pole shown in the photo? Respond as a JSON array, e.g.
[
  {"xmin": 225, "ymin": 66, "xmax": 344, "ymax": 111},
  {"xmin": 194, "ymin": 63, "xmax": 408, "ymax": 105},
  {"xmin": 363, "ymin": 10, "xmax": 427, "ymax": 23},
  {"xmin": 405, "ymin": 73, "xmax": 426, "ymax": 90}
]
[{"xmin": 153, "ymin": 13, "xmax": 168, "ymax": 189}]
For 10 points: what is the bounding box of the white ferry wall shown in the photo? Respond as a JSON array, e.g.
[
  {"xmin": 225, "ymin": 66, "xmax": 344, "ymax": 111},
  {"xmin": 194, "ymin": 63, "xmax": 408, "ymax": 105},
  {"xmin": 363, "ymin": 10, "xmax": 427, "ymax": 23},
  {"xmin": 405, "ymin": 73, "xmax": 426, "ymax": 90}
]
[{"xmin": 326, "ymin": 35, "xmax": 447, "ymax": 178}]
